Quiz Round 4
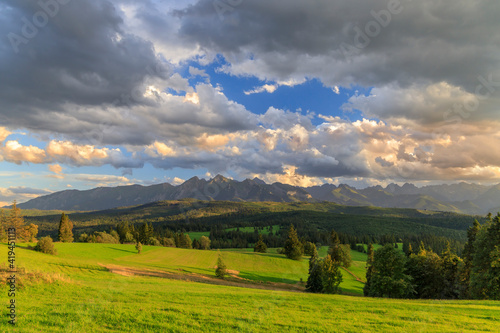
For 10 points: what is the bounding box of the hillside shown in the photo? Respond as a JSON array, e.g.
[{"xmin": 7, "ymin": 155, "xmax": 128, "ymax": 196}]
[
  {"xmin": 1, "ymin": 242, "xmax": 499, "ymax": 332},
  {"xmin": 15, "ymin": 176, "xmax": 500, "ymax": 215},
  {"xmin": 26, "ymin": 200, "xmax": 479, "ymax": 243}
]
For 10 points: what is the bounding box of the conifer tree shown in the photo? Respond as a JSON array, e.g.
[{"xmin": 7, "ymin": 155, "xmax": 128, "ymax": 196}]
[
  {"xmin": 321, "ymin": 255, "xmax": 343, "ymax": 294},
  {"xmin": 8, "ymin": 201, "xmax": 27, "ymax": 241},
  {"xmin": 328, "ymin": 230, "xmax": 342, "ymax": 262},
  {"xmin": 363, "ymin": 243, "xmax": 375, "ymax": 296},
  {"xmin": 58, "ymin": 212, "xmax": 74, "ymax": 243},
  {"xmin": 461, "ymin": 219, "xmax": 480, "ymax": 298},
  {"xmin": 284, "ymin": 224, "xmax": 303, "ymax": 260},
  {"xmin": 136, "ymin": 242, "xmax": 142, "ymax": 254},
  {"xmin": 0, "ymin": 209, "xmax": 7, "ymax": 242},
  {"xmin": 306, "ymin": 247, "xmax": 323, "ymax": 293},
  {"xmin": 254, "ymin": 234, "xmax": 267, "ymax": 253},
  {"xmin": 471, "ymin": 214, "xmax": 500, "ymax": 299},
  {"xmin": 215, "ymin": 253, "xmax": 228, "ymax": 279}
]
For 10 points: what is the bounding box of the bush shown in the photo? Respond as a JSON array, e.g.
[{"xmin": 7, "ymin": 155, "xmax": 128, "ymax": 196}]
[
  {"xmin": 34, "ymin": 236, "xmax": 57, "ymax": 255},
  {"xmin": 215, "ymin": 254, "xmax": 228, "ymax": 279}
]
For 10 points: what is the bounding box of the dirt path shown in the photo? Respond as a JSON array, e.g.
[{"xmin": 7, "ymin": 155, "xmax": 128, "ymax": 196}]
[{"xmin": 99, "ymin": 263, "xmax": 306, "ymax": 293}]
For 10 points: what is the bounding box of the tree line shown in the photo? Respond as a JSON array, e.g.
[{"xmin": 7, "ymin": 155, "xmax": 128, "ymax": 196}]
[{"xmin": 364, "ymin": 214, "xmax": 500, "ymax": 300}]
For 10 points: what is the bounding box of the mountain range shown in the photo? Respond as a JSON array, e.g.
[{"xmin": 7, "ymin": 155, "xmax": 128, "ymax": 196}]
[{"xmin": 14, "ymin": 175, "xmax": 500, "ymax": 215}]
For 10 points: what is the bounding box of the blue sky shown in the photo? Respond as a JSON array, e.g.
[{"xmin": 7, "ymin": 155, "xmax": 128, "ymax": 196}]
[{"xmin": 0, "ymin": 0, "xmax": 499, "ymax": 205}]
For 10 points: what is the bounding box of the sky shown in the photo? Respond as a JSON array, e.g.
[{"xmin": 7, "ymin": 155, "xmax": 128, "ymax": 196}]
[{"xmin": 1, "ymin": 0, "xmax": 500, "ymax": 205}]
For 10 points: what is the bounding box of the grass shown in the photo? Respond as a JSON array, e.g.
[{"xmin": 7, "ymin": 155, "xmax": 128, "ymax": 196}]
[
  {"xmin": 1, "ymin": 242, "xmax": 499, "ymax": 332},
  {"xmin": 186, "ymin": 231, "xmax": 210, "ymax": 240},
  {"xmin": 225, "ymin": 225, "xmax": 281, "ymax": 235}
]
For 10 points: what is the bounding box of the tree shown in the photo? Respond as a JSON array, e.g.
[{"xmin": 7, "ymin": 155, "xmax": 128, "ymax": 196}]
[
  {"xmin": 136, "ymin": 242, "xmax": 142, "ymax": 254},
  {"xmin": 471, "ymin": 214, "xmax": 500, "ymax": 299},
  {"xmin": 58, "ymin": 213, "xmax": 74, "ymax": 243},
  {"xmin": 26, "ymin": 223, "xmax": 38, "ymax": 242},
  {"xmin": 441, "ymin": 242, "xmax": 463, "ymax": 299},
  {"xmin": 406, "ymin": 246, "xmax": 443, "ymax": 299},
  {"xmin": 34, "ymin": 236, "xmax": 57, "ymax": 255},
  {"xmin": 363, "ymin": 243, "xmax": 375, "ymax": 296},
  {"xmin": 283, "ymin": 225, "xmax": 304, "ymax": 260},
  {"xmin": 461, "ymin": 219, "xmax": 480, "ymax": 298},
  {"xmin": 254, "ymin": 234, "xmax": 267, "ymax": 253},
  {"xmin": 328, "ymin": 230, "xmax": 351, "ymax": 267},
  {"xmin": 306, "ymin": 247, "xmax": 323, "ymax": 293},
  {"xmin": 368, "ymin": 244, "xmax": 413, "ymax": 298},
  {"xmin": 304, "ymin": 241, "xmax": 316, "ymax": 256},
  {"xmin": 199, "ymin": 236, "xmax": 211, "ymax": 250},
  {"xmin": 321, "ymin": 255, "xmax": 343, "ymax": 294},
  {"xmin": 328, "ymin": 230, "xmax": 341, "ymax": 262},
  {"xmin": 8, "ymin": 201, "xmax": 27, "ymax": 241},
  {"xmin": 0, "ymin": 209, "xmax": 7, "ymax": 242},
  {"xmin": 215, "ymin": 253, "xmax": 228, "ymax": 279}
]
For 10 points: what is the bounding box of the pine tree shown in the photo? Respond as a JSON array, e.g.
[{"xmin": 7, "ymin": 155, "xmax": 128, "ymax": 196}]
[
  {"xmin": 58, "ymin": 213, "xmax": 74, "ymax": 243},
  {"xmin": 321, "ymin": 255, "xmax": 343, "ymax": 294},
  {"xmin": 8, "ymin": 201, "xmax": 27, "ymax": 241},
  {"xmin": 306, "ymin": 247, "xmax": 323, "ymax": 293},
  {"xmin": 328, "ymin": 230, "xmax": 342, "ymax": 262},
  {"xmin": 471, "ymin": 214, "xmax": 500, "ymax": 299},
  {"xmin": 215, "ymin": 253, "xmax": 228, "ymax": 279},
  {"xmin": 283, "ymin": 225, "xmax": 303, "ymax": 260},
  {"xmin": 363, "ymin": 243, "xmax": 375, "ymax": 296},
  {"xmin": 0, "ymin": 209, "xmax": 7, "ymax": 242},
  {"xmin": 461, "ymin": 219, "xmax": 480, "ymax": 298},
  {"xmin": 441, "ymin": 242, "xmax": 462, "ymax": 299},
  {"xmin": 136, "ymin": 242, "xmax": 142, "ymax": 254},
  {"xmin": 254, "ymin": 234, "xmax": 267, "ymax": 253}
]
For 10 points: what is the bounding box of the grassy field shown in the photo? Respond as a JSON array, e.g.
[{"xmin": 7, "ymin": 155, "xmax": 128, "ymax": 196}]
[{"xmin": 1, "ymin": 243, "xmax": 499, "ymax": 332}]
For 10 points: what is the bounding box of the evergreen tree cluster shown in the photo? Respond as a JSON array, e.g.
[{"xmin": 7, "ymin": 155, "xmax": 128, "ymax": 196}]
[{"xmin": 364, "ymin": 214, "xmax": 500, "ymax": 300}]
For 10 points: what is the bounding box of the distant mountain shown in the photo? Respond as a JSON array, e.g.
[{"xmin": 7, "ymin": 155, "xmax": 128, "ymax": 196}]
[
  {"xmin": 17, "ymin": 175, "xmax": 313, "ymax": 211},
  {"xmin": 15, "ymin": 175, "xmax": 500, "ymax": 215}
]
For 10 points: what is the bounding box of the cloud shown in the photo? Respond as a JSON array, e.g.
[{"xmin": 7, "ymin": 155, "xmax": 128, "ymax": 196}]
[
  {"xmin": 176, "ymin": 0, "xmax": 500, "ymax": 93},
  {"xmin": 0, "ymin": 186, "xmax": 53, "ymax": 206},
  {"xmin": 48, "ymin": 164, "xmax": 63, "ymax": 174},
  {"xmin": 0, "ymin": 141, "xmax": 48, "ymax": 164},
  {"xmin": 0, "ymin": 127, "xmax": 11, "ymax": 142}
]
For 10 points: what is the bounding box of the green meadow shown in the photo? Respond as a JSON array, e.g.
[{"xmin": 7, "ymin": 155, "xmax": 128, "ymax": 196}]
[{"xmin": 1, "ymin": 243, "xmax": 499, "ymax": 332}]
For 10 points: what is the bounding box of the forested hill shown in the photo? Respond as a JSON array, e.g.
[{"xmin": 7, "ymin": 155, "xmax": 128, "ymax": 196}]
[
  {"xmin": 27, "ymin": 200, "xmax": 484, "ymax": 246},
  {"xmin": 15, "ymin": 175, "xmax": 500, "ymax": 215}
]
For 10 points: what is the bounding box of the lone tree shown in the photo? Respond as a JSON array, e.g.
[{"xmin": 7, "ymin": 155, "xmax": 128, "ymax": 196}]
[
  {"xmin": 58, "ymin": 213, "xmax": 74, "ymax": 243},
  {"xmin": 136, "ymin": 242, "xmax": 142, "ymax": 254},
  {"xmin": 215, "ymin": 253, "xmax": 228, "ymax": 279},
  {"xmin": 284, "ymin": 224, "xmax": 304, "ymax": 260},
  {"xmin": 254, "ymin": 234, "xmax": 267, "ymax": 253}
]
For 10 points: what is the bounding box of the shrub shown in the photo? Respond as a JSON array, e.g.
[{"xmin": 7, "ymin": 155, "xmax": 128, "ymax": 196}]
[{"xmin": 34, "ymin": 236, "xmax": 57, "ymax": 255}]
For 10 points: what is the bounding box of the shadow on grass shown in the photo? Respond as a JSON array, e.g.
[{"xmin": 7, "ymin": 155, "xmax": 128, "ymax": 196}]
[
  {"xmin": 105, "ymin": 246, "xmax": 136, "ymax": 254},
  {"xmin": 238, "ymin": 272, "xmax": 300, "ymax": 284},
  {"xmin": 49, "ymin": 262, "xmax": 108, "ymax": 272}
]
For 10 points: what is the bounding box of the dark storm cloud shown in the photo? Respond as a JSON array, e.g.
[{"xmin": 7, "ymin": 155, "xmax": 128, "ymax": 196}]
[
  {"xmin": 0, "ymin": 0, "xmax": 166, "ymax": 129},
  {"xmin": 176, "ymin": 0, "xmax": 500, "ymax": 92}
]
